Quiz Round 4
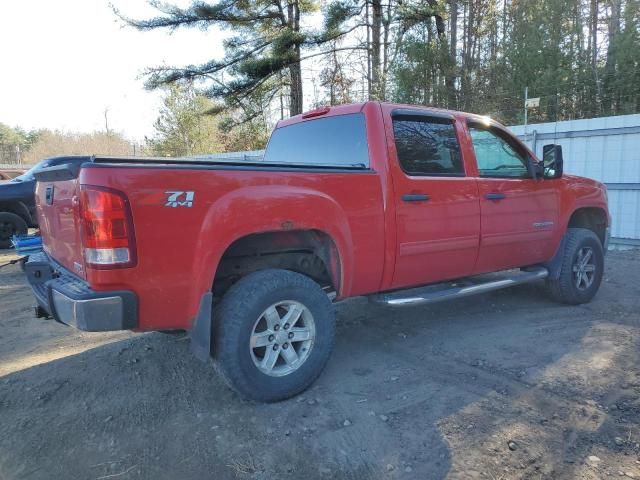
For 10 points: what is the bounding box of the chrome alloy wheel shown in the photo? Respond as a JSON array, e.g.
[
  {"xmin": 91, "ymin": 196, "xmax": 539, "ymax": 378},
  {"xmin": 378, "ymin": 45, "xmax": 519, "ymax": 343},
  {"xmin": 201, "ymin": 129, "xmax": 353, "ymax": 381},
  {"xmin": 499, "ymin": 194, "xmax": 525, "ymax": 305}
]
[
  {"xmin": 572, "ymin": 246, "xmax": 596, "ymax": 290},
  {"xmin": 250, "ymin": 301, "xmax": 316, "ymax": 377}
]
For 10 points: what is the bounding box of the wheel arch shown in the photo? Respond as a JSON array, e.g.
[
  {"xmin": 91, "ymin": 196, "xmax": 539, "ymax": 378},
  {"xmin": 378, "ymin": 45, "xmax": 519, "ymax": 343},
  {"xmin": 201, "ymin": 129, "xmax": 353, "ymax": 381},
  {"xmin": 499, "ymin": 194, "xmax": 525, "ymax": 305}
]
[
  {"xmin": 566, "ymin": 206, "xmax": 608, "ymax": 246},
  {"xmin": 190, "ymin": 185, "xmax": 354, "ymax": 307},
  {"xmin": 211, "ymin": 229, "xmax": 342, "ymax": 299}
]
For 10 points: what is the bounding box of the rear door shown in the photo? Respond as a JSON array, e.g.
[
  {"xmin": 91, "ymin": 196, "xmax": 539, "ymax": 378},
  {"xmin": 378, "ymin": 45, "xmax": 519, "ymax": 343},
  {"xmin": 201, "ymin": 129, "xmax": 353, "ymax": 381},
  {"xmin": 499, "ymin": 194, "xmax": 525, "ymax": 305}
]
[
  {"xmin": 467, "ymin": 122, "xmax": 559, "ymax": 273},
  {"xmin": 387, "ymin": 110, "xmax": 481, "ymax": 288}
]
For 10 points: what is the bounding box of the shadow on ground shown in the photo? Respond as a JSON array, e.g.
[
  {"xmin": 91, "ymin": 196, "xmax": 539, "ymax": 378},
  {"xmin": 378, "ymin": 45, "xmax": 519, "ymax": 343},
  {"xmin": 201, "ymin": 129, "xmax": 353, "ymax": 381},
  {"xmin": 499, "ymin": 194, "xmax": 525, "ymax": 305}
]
[{"xmin": 0, "ymin": 251, "xmax": 639, "ymax": 479}]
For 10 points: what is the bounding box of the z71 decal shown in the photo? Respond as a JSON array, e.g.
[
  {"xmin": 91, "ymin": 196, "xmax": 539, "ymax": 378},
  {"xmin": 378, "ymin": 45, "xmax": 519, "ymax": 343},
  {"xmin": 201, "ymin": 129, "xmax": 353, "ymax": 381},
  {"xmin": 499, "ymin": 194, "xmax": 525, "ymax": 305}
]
[{"xmin": 165, "ymin": 191, "xmax": 195, "ymax": 208}]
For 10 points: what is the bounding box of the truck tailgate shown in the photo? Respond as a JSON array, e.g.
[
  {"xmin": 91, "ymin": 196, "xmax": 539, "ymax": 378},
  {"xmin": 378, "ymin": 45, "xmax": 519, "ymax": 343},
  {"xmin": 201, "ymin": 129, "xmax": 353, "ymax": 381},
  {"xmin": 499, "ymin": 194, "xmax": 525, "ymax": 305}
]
[{"xmin": 35, "ymin": 178, "xmax": 86, "ymax": 279}]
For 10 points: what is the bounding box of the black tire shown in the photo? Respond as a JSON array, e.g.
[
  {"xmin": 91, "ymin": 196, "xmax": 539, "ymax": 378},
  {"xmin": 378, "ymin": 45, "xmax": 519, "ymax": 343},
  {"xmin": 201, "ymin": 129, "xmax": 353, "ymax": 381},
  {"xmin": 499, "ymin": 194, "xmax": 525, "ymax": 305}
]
[
  {"xmin": 213, "ymin": 269, "xmax": 335, "ymax": 402},
  {"xmin": 545, "ymin": 227, "xmax": 604, "ymax": 305},
  {"xmin": 0, "ymin": 212, "xmax": 28, "ymax": 249}
]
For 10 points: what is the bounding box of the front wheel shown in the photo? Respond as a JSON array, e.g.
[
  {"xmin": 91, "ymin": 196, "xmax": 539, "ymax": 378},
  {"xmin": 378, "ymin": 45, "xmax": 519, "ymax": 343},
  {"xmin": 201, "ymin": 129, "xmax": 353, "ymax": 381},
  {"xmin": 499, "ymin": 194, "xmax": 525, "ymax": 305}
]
[
  {"xmin": 213, "ymin": 269, "xmax": 335, "ymax": 402},
  {"xmin": 545, "ymin": 227, "xmax": 604, "ymax": 305}
]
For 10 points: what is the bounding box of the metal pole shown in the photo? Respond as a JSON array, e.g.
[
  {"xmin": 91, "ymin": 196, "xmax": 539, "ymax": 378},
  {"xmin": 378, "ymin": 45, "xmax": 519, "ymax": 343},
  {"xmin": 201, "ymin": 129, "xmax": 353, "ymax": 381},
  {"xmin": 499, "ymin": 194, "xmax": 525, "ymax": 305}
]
[
  {"xmin": 524, "ymin": 86, "xmax": 528, "ymax": 144},
  {"xmin": 104, "ymin": 107, "xmax": 110, "ymax": 135}
]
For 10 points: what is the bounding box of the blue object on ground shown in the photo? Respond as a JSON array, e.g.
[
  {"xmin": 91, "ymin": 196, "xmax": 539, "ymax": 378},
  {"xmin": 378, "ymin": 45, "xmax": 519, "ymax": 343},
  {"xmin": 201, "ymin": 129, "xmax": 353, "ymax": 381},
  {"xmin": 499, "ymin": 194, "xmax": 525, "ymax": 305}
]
[{"xmin": 11, "ymin": 234, "xmax": 43, "ymax": 255}]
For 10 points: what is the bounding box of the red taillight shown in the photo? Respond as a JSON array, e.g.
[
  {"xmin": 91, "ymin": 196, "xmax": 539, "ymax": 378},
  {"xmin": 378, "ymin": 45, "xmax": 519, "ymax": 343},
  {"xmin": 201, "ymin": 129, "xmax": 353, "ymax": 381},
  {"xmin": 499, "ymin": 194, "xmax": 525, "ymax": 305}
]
[{"xmin": 79, "ymin": 185, "xmax": 136, "ymax": 269}]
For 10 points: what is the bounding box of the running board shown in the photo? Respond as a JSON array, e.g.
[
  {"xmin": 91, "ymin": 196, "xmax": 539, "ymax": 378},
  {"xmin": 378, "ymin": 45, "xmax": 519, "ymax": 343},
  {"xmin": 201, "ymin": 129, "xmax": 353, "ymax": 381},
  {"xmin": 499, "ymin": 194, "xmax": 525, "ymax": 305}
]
[{"xmin": 370, "ymin": 267, "xmax": 549, "ymax": 306}]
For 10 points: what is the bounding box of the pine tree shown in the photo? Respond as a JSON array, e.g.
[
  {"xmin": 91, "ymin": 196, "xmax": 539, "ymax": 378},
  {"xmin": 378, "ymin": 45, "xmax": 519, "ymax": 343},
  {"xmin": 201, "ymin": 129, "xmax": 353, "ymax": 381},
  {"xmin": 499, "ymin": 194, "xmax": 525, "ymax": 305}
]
[
  {"xmin": 116, "ymin": 0, "xmax": 320, "ymax": 119},
  {"xmin": 148, "ymin": 83, "xmax": 223, "ymax": 157}
]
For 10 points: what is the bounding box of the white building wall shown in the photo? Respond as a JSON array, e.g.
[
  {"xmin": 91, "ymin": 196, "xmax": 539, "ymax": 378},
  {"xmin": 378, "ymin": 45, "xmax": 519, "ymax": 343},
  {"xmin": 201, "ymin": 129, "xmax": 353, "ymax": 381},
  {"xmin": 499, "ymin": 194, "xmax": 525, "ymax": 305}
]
[{"xmin": 509, "ymin": 114, "xmax": 640, "ymax": 244}]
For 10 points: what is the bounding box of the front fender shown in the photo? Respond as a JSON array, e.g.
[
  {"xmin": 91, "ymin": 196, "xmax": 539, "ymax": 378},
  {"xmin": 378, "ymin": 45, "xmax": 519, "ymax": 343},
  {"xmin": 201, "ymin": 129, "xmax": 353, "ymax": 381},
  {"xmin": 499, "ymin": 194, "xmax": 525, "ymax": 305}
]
[
  {"xmin": 558, "ymin": 175, "xmax": 609, "ymax": 226},
  {"xmin": 189, "ymin": 185, "xmax": 354, "ymax": 311},
  {"xmin": 542, "ymin": 176, "xmax": 609, "ymax": 255}
]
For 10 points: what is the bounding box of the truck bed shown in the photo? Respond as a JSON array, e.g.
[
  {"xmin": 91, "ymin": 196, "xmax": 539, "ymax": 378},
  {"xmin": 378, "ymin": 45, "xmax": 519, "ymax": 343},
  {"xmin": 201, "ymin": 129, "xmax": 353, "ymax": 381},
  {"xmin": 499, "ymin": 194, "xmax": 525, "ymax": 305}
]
[{"xmin": 34, "ymin": 159, "xmax": 386, "ymax": 331}]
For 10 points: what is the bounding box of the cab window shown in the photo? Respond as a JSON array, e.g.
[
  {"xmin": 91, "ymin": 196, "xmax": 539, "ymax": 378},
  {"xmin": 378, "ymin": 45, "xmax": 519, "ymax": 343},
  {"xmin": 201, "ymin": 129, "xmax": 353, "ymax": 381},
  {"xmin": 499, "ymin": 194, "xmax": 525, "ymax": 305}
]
[
  {"xmin": 263, "ymin": 113, "xmax": 369, "ymax": 167},
  {"xmin": 469, "ymin": 126, "xmax": 530, "ymax": 178},
  {"xmin": 392, "ymin": 117, "xmax": 464, "ymax": 176}
]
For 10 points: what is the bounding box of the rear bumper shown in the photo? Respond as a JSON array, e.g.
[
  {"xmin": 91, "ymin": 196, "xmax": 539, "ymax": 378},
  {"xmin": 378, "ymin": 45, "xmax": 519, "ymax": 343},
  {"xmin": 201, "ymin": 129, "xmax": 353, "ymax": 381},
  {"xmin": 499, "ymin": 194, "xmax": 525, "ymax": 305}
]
[{"xmin": 24, "ymin": 252, "xmax": 138, "ymax": 331}]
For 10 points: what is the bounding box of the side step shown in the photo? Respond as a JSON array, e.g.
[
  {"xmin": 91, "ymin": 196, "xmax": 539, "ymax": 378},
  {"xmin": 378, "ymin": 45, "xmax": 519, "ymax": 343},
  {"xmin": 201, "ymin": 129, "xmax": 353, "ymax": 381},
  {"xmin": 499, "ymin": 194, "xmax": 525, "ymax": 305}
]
[{"xmin": 370, "ymin": 266, "xmax": 549, "ymax": 306}]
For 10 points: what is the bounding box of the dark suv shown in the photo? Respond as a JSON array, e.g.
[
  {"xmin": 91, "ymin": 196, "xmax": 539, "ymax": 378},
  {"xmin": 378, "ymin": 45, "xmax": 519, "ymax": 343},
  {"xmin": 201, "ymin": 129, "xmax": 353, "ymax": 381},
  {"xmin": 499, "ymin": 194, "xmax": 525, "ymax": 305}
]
[{"xmin": 0, "ymin": 156, "xmax": 90, "ymax": 248}]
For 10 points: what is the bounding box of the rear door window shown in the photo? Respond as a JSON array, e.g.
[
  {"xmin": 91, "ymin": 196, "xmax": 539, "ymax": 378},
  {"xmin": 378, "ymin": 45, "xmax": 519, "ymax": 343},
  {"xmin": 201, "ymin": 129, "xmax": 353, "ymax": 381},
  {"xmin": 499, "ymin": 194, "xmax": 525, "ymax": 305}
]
[
  {"xmin": 392, "ymin": 117, "xmax": 463, "ymax": 176},
  {"xmin": 263, "ymin": 113, "xmax": 369, "ymax": 167}
]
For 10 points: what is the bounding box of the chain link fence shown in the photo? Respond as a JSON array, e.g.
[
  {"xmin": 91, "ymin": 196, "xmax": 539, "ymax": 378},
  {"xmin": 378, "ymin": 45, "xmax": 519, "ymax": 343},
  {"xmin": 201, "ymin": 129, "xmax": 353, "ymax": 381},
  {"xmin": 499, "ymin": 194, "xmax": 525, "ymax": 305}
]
[{"xmin": 0, "ymin": 145, "xmax": 23, "ymax": 165}]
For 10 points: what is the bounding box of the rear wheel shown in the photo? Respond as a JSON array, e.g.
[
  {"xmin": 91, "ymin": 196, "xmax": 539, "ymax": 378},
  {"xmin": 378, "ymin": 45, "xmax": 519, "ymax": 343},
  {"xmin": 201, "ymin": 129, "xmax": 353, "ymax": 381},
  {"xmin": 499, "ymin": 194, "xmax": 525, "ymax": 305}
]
[
  {"xmin": 213, "ymin": 269, "xmax": 335, "ymax": 402},
  {"xmin": 545, "ymin": 227, "xmax": 604, "ymax": 305},
  {"xmin": 0, "ymin": 212, "xmax": 28, "ymax": 249}
]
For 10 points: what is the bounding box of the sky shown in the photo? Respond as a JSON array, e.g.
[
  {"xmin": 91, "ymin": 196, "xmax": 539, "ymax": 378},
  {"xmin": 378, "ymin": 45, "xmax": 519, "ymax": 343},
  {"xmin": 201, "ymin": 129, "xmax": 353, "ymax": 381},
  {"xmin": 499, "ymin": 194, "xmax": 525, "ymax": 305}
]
[{"xmin": 0, "ymin": 0, "xmax": 228, "ymax": 141}]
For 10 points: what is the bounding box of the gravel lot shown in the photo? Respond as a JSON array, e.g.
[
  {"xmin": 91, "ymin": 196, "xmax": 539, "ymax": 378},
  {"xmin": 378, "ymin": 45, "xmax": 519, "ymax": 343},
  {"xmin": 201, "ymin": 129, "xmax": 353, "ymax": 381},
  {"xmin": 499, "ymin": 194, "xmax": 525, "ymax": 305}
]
[{"xmin": 1, "ymin": 248, "xmax": 639, "ymax": 480}]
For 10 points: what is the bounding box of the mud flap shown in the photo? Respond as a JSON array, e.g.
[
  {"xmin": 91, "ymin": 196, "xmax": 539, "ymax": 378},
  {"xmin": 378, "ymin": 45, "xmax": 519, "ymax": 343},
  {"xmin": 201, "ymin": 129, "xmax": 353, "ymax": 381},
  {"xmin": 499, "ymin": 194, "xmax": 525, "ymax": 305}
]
[
  {"xmin": 190, "ymin": 292, "xmax": 213, "ymax": 362},
  {"xmin": 543, "ymin": 234, "xmax": 568, "ymax": 281}
]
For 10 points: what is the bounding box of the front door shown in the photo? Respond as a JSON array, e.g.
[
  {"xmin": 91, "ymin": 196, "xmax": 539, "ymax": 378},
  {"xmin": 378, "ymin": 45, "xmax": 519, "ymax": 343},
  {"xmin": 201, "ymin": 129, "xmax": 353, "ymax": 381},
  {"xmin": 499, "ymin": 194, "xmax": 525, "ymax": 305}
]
[
  {"xmin": 388, "ymin": 111, "xmax": 481, "ymax": 288},
  {"xmin": 467, "ymin": 122, "xmax": 559, "ymax": 273}
]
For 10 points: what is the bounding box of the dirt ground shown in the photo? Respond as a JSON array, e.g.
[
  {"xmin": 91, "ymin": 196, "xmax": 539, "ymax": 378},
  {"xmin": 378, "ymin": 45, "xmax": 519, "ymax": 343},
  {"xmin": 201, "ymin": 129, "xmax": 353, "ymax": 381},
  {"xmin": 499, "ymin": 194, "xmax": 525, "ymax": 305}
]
[{"xmin": 0, "ymin": 249, "xmax": 639, "ymax": 480}]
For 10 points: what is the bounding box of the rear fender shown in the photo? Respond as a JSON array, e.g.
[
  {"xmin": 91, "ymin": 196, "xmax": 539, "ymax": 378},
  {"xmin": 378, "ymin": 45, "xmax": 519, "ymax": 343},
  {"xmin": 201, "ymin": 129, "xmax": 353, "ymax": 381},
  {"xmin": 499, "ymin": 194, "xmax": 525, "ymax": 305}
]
[{"xmin": 189, "ymin": 185, "xmax": 353, "ymax": 318}]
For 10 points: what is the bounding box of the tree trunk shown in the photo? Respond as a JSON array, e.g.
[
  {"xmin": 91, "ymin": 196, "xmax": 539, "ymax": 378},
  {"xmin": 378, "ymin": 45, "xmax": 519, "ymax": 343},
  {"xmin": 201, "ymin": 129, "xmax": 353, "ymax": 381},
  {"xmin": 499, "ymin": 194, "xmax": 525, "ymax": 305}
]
[
  {"xmin": 428, "ymin": 0, "xmax": 446, "ymax": 36},
  {"xmin": 330, "ymin": 49, "xmax": 338, "ymax": 105},
  {"xmin": 448, "ymin": 0, "xmax": 458, "ymax": 107},
  {"xmin": 460, "ymin": 1, "xmax": 471, "ymax": 109},
  {"xmin": 370, "ymin": 0, "xmax": 383, "ymax": 99},
  {"xmin": 289, "ymin": 53, "xmax": 303, "ymax": 116},
  {"xmin": 365, "ymin": 0, "xmax": 372, "ymax": 96},
  {"xmin": 426, "ymin": 0, "xmax": 452, "ymax": 107},
  {"xmin": 590, "ymin": 0, "xmax": 598, "ymax": 68},
  {"xmin": 381, "ymin": 0, "xmax": 392, "ymax": 100},
  {"xmin": 603, "ymin": 0, "xmax": 621, "ymax": 113},
  {"xmin": 501, "ymin": 0, "xmax": 507, "ymax": 52},
  {"xmin": 287, "ymin": 0, "xmax": 303, "ymax": 116}
]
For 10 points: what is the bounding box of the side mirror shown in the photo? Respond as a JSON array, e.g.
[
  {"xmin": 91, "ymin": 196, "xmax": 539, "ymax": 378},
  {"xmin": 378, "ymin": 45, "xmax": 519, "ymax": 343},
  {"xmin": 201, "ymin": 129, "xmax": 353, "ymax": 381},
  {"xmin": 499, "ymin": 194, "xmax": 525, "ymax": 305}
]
[{"xmin": 543, "ymin": 144, "xmax": 563, "ymax": 179}]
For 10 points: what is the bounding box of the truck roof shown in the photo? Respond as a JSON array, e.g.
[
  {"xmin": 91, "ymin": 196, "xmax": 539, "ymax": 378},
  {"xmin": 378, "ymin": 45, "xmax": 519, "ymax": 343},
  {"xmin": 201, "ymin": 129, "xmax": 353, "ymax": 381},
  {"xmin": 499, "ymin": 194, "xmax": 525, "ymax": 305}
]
[{"xmin": 277, "ymin": 101, "xmax": 491, "ymax": 129}]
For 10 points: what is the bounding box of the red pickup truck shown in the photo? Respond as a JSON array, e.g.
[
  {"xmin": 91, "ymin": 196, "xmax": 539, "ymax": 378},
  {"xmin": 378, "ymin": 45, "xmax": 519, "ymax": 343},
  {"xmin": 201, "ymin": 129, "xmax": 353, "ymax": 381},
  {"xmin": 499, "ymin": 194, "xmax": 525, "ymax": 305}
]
[{"xmin": 25, "ymin": 102, "xmax": 610, "ymax": 402}]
